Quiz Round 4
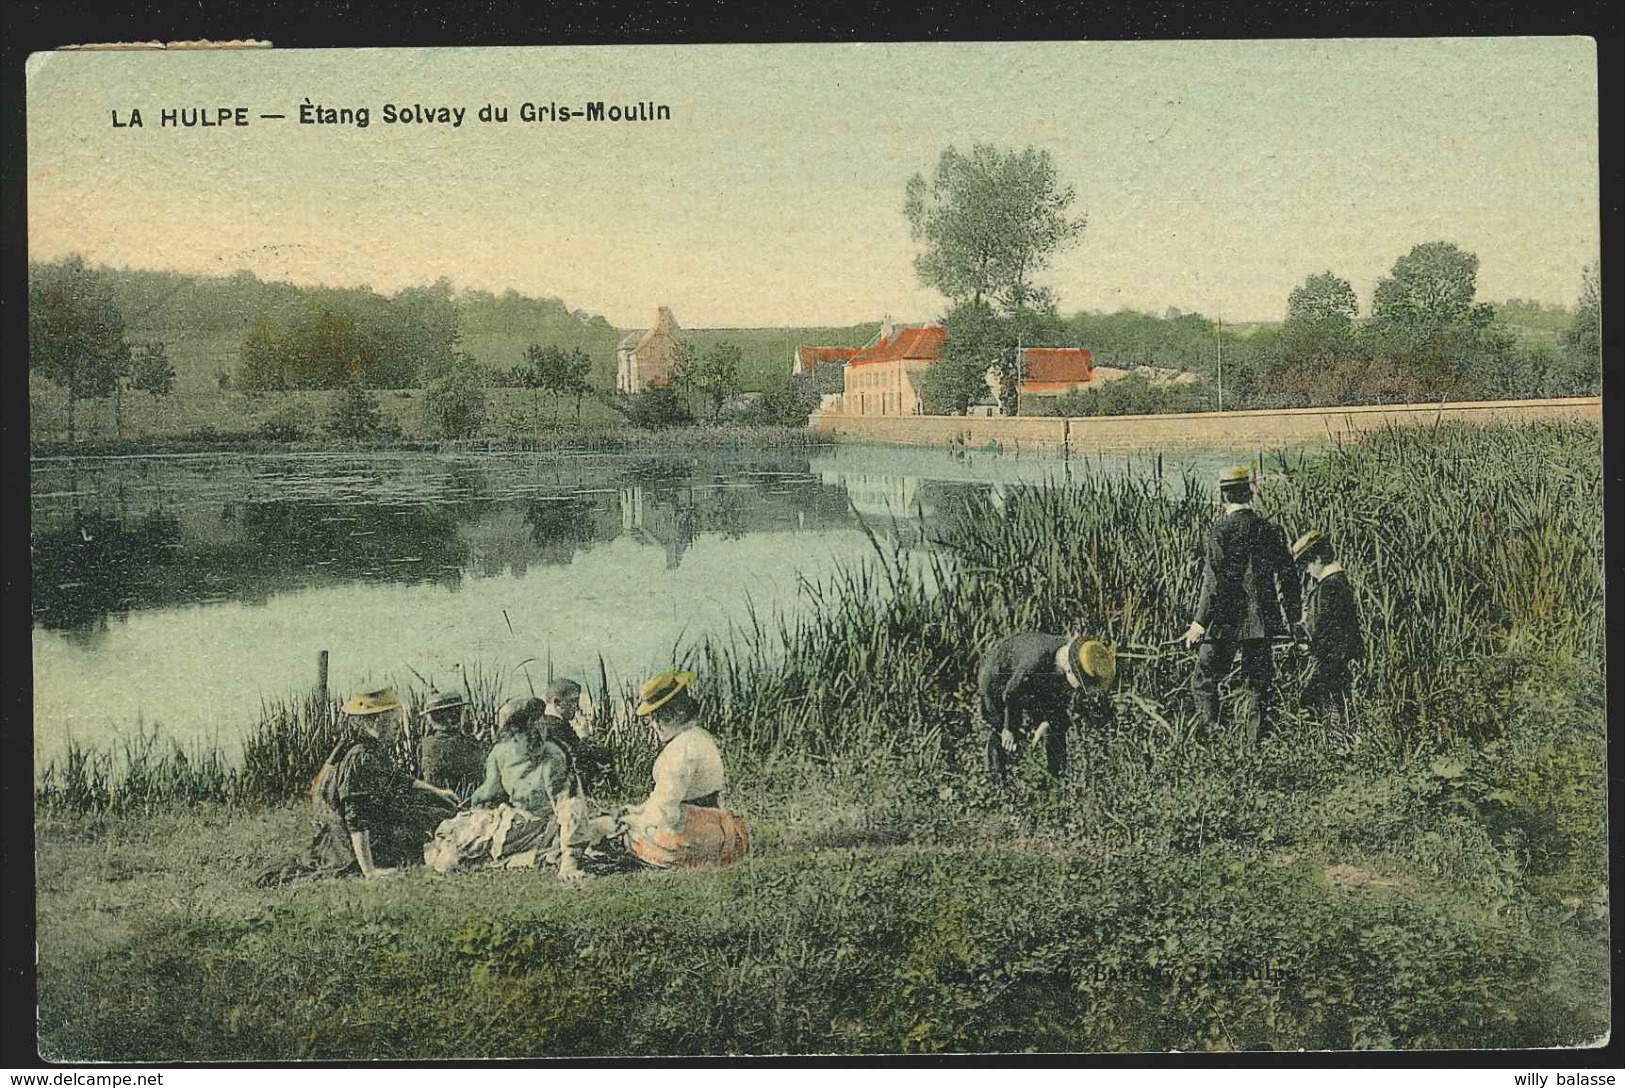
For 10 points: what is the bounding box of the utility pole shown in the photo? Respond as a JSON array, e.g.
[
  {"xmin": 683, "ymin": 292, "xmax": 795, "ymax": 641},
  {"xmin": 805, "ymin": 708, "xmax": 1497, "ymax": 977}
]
[{"xmin": 1216, "ymin": 311, "xmax": 1224, "ymax": 413}]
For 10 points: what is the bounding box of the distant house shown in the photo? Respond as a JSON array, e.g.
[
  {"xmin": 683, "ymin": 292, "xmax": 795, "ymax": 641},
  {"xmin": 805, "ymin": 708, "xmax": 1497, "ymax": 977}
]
[
  {"xmin": 1090, "ymin": 364, "xmax": 1201, "ymax": 387},
  {"xmin": 984, "ymin": 347, "xmax": 1095, "ymax": 410},
  {"xmin": 1016, "ymin": 347, "xmax": 1095, "ymax": 397},
  {"xmin": 792, "ymin": 345, "xmax": 859, "ymax": 417},
  {"xmin": 841, "ymin": 319, "xmax": 945, "ymax": 417},
  {"xmin": 792, "ymin": 345, "xmax": 859, "ymax": 378},
  {"xmin": 617, "ymin": 306, "xmax": 685, "ymax": 394}
]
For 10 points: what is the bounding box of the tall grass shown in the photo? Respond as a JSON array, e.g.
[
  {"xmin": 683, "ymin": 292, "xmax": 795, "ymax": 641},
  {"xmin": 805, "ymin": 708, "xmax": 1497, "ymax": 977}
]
[
  {"xmin": 37, "ymin": 421, "xmax": 1603, "ymax": 826},
  {"xmin": 696, "ymin": 420, "xmax": 1602, "ymax": 763}
]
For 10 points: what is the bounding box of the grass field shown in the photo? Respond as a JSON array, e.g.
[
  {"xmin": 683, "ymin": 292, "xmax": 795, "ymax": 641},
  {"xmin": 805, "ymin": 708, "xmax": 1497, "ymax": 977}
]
[{"xmin": 34, "ymin": 420, "xmax": 1609, "ymax": 1056}]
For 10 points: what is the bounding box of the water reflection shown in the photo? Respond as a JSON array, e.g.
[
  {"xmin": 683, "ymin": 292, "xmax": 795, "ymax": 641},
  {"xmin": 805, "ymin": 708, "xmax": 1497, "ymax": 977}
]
[
  {"xmin": 31, "ymin": 451, "xmax": 866, "ymax": 633},
  {"xmin": 32, "ymin": 446, "xmax": 1243, "ymax": 762}
]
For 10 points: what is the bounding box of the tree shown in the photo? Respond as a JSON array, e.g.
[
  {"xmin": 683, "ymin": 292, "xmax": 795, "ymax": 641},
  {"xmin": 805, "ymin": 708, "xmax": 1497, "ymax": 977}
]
[
  {"xmin": 240, "ymin": 316, "xmax": 284, "ymax": 390},
  {"xmin": 521, "ymin": 343, "xmax": 560, "ymax": 427},
  {"xmin": 918, "ymin": 299, "xmax": 1006, "ymax": 415},
  {"xmin": 1282, "ymin": 271, "xmax": 1359, "ymax": 367},
  {"xmin": 29, "ymin": 257, "xmax": 131, "ymax": 444},
  {"xmin": 1559, "ymin": 264, "xmax": 1601, "ymax": 395},
  {"xmin": 905, "ymin": 145, "xmax": 1086, "ymax": 313},
  {"xmin": 753, "ymin": 372, "xmax": 818, "ymax": 427},
  {"xmin": 327, "ymin": 378, "xmax": 392, "ymax": 442},
  {"xmin": 422, "ymin": 353, "xmax": 488, "ymax": 440},
  {"xmin": 1370, "ymin": 242, "xmax": 1496, "ymax": 394},
  {"xmin": 130, "ymin": 341, "xmax": 176, "ymax": 400},
  {"xmin": 674, "ymin": 341, "xmax": 742, "ymax": 423},
  {"xmin": 1372, "ymin": 242, "xmax": 1495, "ymax": 336},
  {"xmin": 562, "ymin": 347, "xmax": 593, "ymax": 422}
]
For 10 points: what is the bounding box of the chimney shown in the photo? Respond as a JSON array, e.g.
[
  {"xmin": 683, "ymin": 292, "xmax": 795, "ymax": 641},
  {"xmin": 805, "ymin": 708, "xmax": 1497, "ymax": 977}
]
[{"xmin": 879, "ymin": 314, "xmax": 893, "ymax": 343}]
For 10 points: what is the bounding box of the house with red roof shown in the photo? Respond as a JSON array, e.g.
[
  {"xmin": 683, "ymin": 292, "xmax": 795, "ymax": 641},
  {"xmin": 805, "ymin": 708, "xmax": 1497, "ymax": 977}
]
[
  {"xmin": 841, "ymin": 319, "xmax": 946, "ymax": 416},
  {"xmin": 984, "ymin": 347, "xmax": 1095, "ymax": 409},
  {"xmin": 831, "ymin": 318, "xmax": 1096, "ymax": 417},
  {"xmin": 792, "ymin": 345, "xmax": 861, "ymax": 407},
  {"xmin": 1018, "ymin": 347, "xmax": 1095, "ymax": 393}
]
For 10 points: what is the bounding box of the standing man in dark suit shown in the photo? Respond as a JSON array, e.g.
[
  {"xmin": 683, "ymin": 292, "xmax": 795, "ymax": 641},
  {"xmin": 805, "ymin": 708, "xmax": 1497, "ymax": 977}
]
[
  {"xmin": 1291, "ymin": 529, "xmax": 1364, "ymax": 752},
  {"xmin": 977, "ymin": 632, "xmax": 1117, "ymax": 785},
  {"xmin": 1182, "ymin": 465, "xmax": 1301, "ymax": 740}
]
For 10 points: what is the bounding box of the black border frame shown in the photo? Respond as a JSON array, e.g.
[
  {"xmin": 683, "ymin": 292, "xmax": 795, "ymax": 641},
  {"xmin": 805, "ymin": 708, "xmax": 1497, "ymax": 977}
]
[{"xmin": 3, "ymin": 0, "xmax": 1620, "ymax": 1071}]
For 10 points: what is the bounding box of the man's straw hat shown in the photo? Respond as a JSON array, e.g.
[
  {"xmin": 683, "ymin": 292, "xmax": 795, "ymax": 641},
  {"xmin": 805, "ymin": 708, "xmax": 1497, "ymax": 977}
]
[
  {"xmin": 636, "ymin": 669, "xmax": 697, "ymax": 716},
  {"xmin": 1073, "ymin": 638, "xmax": 1117, "ymax": 689},
  {"xmin": 1217, "ymin": 465, "xmax": 1254, "ymax": 486},
  {"xmin": 341, "ymin": 686, "xmax": 404, "ymax": 716}
]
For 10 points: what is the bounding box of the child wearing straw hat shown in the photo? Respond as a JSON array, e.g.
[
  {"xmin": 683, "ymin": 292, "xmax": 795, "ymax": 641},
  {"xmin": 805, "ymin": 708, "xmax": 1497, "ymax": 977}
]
[
  {"xmin": 977, "ymin": 631, "xmax": 1117, "ymax": 786},
  {"xmin": 258, "ymin": 687, "xmax": 458, "ymax": 886},
  {"xmin": 417, "ymin": 688, "xmax": 486, "ymax": 799}
]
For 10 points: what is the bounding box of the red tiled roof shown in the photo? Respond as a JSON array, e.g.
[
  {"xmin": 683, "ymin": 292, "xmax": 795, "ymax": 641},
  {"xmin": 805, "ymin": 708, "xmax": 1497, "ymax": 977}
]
[
  {"xmin": 1020, "ymin": 347, "xmax": 1093, "ymax": 384},
  {"xmin": 796, "ymin": 346, "xmax": 860, "ymax": 366},
  {"xmin": 849, "ymin": 325, "xmax": 946, "ymax": 367}
]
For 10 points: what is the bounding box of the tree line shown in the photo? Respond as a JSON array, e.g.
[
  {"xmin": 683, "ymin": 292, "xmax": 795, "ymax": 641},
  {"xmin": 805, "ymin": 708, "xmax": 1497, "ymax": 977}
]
[{"xmin": 903, "ymin": 144, "xmax": 1603, "ymax": 415}]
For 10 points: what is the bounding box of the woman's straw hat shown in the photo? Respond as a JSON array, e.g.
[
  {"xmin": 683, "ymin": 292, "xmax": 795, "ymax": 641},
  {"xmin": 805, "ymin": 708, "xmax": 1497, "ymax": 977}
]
[
  {"xmin": 1075, "ymin": 639, "xmax": 1117, "ymax": 689},
  {"xmin": 636, "ymin": 669, "xmax": 697, "ymax": 716},
  {"xmin": 341, "ymin": 686, "xmax": 404, "ymax": 716}
]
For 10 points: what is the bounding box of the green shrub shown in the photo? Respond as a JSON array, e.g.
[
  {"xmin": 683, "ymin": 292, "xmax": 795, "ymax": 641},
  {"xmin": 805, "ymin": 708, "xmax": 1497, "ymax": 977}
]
[
  {"xmin": 421, "ymin": 356, "xmax": 488, "ymax": 439},
  {"xmin": 618, "ymin": 384, "xmax": 693, "ymax": 429},
  {"xmin": 255, "ymin": 406, "xmax": 306, "ymax": 442},
  {"xmin": 326, "ymin": 381, "xmax": 398, "ymax": 442}
]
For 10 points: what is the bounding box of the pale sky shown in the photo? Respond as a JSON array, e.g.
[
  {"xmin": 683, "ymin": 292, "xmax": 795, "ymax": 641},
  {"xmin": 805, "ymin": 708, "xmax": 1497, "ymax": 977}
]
[{"xmin": 26, "ymin": 38, "xmax": 1599, "ymax": 327}]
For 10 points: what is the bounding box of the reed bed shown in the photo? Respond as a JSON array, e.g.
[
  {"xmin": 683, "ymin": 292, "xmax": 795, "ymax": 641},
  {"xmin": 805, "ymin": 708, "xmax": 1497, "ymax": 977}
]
[
  {"xmin": 698, "ymin": 419, "xmax": 1602, "ymax": 765},
  {"xmin": 37, "ymin": 421, "xmax": 1603, "ymax": 824}
]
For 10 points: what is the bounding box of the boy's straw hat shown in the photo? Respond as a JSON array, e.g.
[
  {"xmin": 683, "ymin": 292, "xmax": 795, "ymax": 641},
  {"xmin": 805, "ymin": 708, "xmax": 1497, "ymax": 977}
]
[
  {"xmin": 637, "ymin": 669, "xmax": 697, "ymax": 716},
  {"xmin": 1063, "ymin": 636, "xmax": 1116, "ymax": 689},
  {"xmin": 420, "ymin": 689, "xmax": 468, "ymax": 717},
  {"xmin": 341, "ymin": 687, "xmax": 404, "ymax": 716},
  {"xmin": 1076, "ymin": 639, "xmax": 1117, "ymax": 689},
  {"xmin": 1290, "ymin": 529, "xmax": 1326, "ymax": 562}
]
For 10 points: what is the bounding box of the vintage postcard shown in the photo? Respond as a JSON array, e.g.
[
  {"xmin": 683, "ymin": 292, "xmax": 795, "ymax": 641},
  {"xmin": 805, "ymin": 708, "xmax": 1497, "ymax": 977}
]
[{"xmin": 27, "ymin": 39, "xmax": 1605, "ymax": 1059}]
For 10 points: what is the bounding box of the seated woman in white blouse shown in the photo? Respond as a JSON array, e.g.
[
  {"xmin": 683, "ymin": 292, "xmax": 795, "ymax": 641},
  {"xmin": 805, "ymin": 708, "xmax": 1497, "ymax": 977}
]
[{"xmin": 585, "ymin": 669, "xmax": 749, "ymax": 871}]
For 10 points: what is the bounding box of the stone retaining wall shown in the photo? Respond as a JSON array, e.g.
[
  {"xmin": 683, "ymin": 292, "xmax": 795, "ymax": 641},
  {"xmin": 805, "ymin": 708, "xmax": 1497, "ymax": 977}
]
[{"xmin": 814, "ymin": 398, "xmax": 1602, "ymax": 454}]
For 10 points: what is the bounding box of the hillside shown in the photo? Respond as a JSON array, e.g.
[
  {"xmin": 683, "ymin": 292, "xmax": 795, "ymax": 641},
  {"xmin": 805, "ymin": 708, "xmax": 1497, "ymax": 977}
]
[
  {"xmin": 55, "ymin": 263, "xmax": 880, "ymax": 395},
  {"xmin": 682, "ymin": 324, "xmax": 882, "ymax": 390}
]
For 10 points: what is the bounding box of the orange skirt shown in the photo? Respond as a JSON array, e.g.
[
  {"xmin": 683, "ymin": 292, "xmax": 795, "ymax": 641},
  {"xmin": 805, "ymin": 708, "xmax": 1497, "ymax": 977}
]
[{"xmin": 630, "ymin": 805, "xmax": 751, "ymax": 869}]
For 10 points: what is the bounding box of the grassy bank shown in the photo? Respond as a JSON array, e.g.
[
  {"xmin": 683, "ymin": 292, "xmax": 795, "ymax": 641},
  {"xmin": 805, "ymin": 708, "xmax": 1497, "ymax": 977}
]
[
  {"xmin": 36, "ymin": 772, "xmax": 1608, "ymax": 1058},
  {"xmin": 35, "ymin": 420, "xmax": 1608, "ymax": 1056},
  {"xmin": 29, "ymin": 423, "xmax": 832, "ymax": 460}
]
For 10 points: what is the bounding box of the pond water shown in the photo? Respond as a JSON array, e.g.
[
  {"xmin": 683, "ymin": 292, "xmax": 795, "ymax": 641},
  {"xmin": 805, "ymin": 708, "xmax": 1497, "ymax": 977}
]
[{"xmin": 31, "ymin": 443, "xmax": 1239, "ymax": 766}]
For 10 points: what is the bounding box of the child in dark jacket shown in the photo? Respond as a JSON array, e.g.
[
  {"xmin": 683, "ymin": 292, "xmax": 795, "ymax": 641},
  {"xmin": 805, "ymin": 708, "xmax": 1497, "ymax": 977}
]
[{"xmin": 1290, "ymin": 531, "xmax": 1364, "ymax": 752}]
